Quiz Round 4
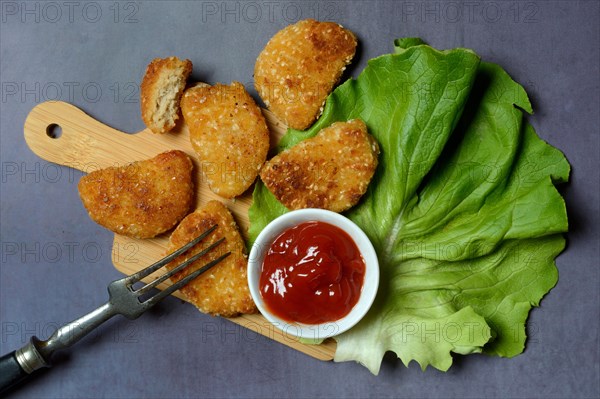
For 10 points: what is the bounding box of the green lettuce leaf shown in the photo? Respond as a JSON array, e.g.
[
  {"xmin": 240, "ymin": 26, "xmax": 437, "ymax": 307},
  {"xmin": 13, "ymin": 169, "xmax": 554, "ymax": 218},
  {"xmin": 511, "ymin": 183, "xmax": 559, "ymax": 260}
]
[{"xmin": 248, "ymin": 39, "xmax": 569, "ymax": 374}]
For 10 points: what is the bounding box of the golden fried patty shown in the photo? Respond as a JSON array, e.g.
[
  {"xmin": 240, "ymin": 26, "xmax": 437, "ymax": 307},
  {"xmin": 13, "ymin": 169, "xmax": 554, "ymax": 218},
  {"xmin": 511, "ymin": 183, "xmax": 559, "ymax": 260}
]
[
  {"xmin": 78, "ymin": 150, "xmax": 194, "ymax": 239},
  {"xmin": 181, "ymin": 82, "xmax": 270, "ymax": 199},
  {"xmin": 166, "ymin": 200, "xmax": 256, "ymax": 317},
  {"xmin": 260, "ymin": 119, "xmax": 379, "ymax": 212},
  {"xmin": 140, "ymin": 56, "xmax": 192, "ymax": 134},
  {"xmin": 254, "ymin": 19, "xmax": 357, "ymax": 130}
]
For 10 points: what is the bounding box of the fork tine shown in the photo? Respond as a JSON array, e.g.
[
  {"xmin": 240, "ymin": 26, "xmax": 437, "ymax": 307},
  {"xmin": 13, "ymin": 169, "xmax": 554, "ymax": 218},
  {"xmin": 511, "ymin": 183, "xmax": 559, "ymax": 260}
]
[
  {"xmin": 134, "ymin": 237, "xmax": 226, "ymax": 296},
  {"xmin": 142, "ymin": 252, "xmax": 232, "ymax": 309},
  {"xmin": 122, "ymin": 225, "xmax": 218, "ymax": 285}
]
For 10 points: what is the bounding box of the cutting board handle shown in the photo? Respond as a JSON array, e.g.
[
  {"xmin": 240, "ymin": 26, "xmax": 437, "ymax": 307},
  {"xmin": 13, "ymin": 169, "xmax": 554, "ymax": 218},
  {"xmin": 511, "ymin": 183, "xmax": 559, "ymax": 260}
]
[{"xmin": 23, "ymin": 101, "xmax": 164, "ymax": 173}]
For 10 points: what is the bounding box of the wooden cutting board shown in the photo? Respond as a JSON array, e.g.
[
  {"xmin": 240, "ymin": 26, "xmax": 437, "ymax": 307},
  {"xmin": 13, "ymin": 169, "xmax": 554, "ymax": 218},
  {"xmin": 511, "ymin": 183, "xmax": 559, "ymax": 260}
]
[{"xmin": 23, "ymin": 100, "xmax": 336, "ymax": 361}]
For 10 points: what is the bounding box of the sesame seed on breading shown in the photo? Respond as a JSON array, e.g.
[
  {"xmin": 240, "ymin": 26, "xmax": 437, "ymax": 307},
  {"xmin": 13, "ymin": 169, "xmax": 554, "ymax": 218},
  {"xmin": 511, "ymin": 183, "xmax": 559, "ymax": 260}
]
[
  {"xmin": 260, "ymin": 119, "xmax": 379, "ymax": 212},
  {"xmin": 78, "ymin": 151, "xmax": 194, "ymax": 239},
  {"xmin": 254, "ymin": 19, "xmax": 357, "ymax": 130},
  {"xmin": 166, "ymin": 201, "xmax": 256, "ymax": 317},
  {"xmin": 181, "ymin": 82, "xmax": 270, "ymax": 199}
]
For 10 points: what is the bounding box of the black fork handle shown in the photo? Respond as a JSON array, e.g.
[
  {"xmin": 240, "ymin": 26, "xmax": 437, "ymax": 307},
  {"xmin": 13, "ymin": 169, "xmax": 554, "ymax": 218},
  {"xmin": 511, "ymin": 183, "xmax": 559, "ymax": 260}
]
[
  {"xmin": 0, "ymin": 349, "xmax": 37, "ymax": 395},
  {"xmin": 0, "ymin": 303, "xmax": 115, "ymax": 395}
]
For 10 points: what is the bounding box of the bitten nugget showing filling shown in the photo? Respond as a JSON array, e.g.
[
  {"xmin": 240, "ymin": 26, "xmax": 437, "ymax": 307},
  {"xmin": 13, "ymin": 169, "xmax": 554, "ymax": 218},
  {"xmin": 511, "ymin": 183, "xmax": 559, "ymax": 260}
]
[
  {"xmin": 166, "ymin": 201, "xmax": 256, "ymax": 317},
  {"xmin": 140, "ymin": 56, "xmax": 193, "ymax": 134},
  {"xmin": 260, "ymin": 119, "xmax": 379, "ymax": 212},
  {"xmin": 254, "ymin": 19, "xmax": 357, "ymax": 130},
  {"xmin": 181, "ymin": 82, "xmax": 270, "ymax": 199},
  {"xmin": 78, "ymin": 150, "xmax": 194, "ymax": 239}
]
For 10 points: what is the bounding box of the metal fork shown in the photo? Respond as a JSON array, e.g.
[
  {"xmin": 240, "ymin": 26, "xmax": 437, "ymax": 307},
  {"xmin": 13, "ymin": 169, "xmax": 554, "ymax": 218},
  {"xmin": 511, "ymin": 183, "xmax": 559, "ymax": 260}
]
[{"xmin": 0, "ymin": 225, "xmax": 229, "ymax": 394}]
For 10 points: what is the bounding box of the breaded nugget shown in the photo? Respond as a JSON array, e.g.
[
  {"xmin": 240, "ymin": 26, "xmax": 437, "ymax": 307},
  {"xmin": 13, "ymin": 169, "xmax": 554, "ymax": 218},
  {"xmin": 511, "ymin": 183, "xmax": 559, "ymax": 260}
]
[
  {"xmin": 254, "ymin": 19, "xmax": 357, "ymax": 130},
  {"xmin": 260, "ymin": 119, "xmax": 379, "ymax": 212},
  {"xmin": 140, "ymin": 56, "xmax": 193, "ymax": 134},
  {"xmin": 78, "ymin": 150, "xmax": 194, "ymax": 239},
  {"xmin": 166, "ymin": 200, "xmax": 256, "ymax": 317},
  {"xmin": 181, "ymin": 82, "xmax": 269, "ymax": 198}
]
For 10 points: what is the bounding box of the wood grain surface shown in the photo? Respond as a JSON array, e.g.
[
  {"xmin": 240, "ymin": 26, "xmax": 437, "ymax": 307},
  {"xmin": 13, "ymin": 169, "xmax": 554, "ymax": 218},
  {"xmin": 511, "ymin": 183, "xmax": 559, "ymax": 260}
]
[{"xmin": 23, "ymin": 100, "xmax": 336, "ymax": 361}]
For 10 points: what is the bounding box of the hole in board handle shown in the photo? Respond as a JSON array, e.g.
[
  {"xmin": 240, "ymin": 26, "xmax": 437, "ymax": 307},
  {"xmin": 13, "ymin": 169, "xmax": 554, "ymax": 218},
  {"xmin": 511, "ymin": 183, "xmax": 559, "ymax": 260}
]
[{"xmin": 46, "ymin": 124, "xmax": 62, "ymax": 139}]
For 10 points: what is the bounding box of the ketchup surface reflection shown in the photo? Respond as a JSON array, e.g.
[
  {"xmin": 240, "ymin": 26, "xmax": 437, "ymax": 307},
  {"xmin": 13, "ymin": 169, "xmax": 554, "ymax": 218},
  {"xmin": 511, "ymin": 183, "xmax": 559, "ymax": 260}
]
[{"xmin": 260, "ymin": 221, "xmax": 365, "ymax": 324}]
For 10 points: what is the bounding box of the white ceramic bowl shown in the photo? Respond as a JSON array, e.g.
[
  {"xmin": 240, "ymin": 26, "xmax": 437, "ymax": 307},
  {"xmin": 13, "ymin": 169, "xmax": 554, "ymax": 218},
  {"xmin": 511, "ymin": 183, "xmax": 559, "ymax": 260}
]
[{"xmin": 247, "ymin": 209, "xmax": 379, "ymax": 340}]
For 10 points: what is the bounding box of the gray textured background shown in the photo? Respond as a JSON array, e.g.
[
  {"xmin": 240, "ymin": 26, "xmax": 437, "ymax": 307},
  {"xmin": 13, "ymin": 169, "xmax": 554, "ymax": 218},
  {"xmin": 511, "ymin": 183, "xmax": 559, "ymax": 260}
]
[{"xmin": 1, "ymin": 1, "xmax": 598, "ymax": 398}]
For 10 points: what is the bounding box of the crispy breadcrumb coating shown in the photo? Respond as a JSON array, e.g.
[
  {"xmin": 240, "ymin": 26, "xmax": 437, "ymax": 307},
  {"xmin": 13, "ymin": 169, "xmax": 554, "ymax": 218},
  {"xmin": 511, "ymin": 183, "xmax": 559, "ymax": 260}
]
[
  {"xmin": 181, "ymin": 82, "xmax": 270, "ymax": 199},
  {"xmin": 260, "ymin": 119, "xmax": 379, "ymax": 212},
  {"xmin": 166, "ymin": 200, "xmax": 256, "ymax": 317},
  {"xmin": 140, "ymin": 57, "xmax": 192, "ymax": 134},
  {"xmin": 254, "ymin": 19, "xmax": 357, "ymax": 130},
  {"xmin": 78, "ymin": 150, "xmax": 194, "ymax": 238}
]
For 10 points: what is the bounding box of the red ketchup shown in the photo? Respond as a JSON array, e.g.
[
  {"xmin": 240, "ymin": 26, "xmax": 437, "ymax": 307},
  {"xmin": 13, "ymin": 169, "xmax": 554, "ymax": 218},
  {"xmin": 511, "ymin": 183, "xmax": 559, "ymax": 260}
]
[{"xmin": 260, "ymin": 221, "xmax": 366, "ymax": 324}]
